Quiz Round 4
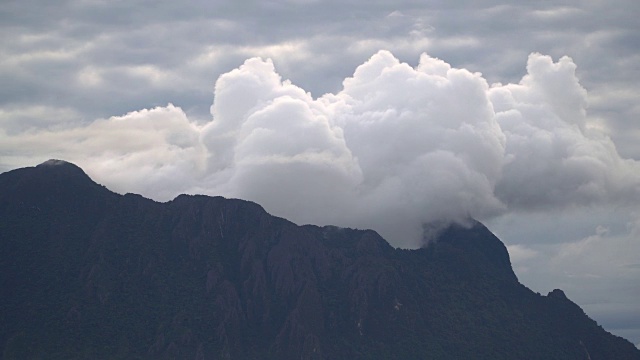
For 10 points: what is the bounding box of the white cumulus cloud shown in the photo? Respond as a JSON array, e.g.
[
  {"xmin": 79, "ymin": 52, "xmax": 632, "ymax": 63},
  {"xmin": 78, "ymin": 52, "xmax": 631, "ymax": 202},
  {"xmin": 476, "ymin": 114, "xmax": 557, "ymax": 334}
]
[{"xmin": 2, "ymin": 51, "xmax": 640, "ymax": 248}]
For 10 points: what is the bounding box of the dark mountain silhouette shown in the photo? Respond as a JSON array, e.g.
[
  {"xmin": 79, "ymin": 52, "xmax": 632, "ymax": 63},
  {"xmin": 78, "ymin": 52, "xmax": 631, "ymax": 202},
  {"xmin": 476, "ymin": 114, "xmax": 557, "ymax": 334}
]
[{"xmin": 1, "ymin": 160, "xmax": 638, "ymax": 359}]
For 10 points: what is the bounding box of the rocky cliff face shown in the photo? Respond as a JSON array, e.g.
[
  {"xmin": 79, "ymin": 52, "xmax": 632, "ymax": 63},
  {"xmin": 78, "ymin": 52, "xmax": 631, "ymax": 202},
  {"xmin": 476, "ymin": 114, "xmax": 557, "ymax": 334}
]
[{"xmin": 1, "ymin": 160, "xmax": 639, "ymax": 359}]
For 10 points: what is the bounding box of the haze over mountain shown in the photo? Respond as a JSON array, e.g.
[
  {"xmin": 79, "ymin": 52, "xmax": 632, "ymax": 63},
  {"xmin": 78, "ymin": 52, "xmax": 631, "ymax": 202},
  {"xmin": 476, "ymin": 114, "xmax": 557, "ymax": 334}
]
[{"xmin": 1, "ymin": 160, "xmax": 638, "ymax": 359}]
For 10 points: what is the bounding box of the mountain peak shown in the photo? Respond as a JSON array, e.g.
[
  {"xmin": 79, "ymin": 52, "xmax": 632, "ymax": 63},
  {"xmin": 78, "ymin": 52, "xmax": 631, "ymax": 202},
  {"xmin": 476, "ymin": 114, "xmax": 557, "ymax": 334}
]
[
  {"xmin": 35, "ymin": 159, "xmax": 88, "ymax": 176},
  {"xmin": 429, "ymin": 220, "xmax": 518, "ymax": 282},
  {"xmin": 548, "ymin": 288, "xmax": 569, "ymax": 300},
  {"xmin": 0, "ymin": 160, "xmax": 107, "ymax": 208},
  {"xmin": 38, "ymin": 159, "xmax": 73, "ymax": 167}
]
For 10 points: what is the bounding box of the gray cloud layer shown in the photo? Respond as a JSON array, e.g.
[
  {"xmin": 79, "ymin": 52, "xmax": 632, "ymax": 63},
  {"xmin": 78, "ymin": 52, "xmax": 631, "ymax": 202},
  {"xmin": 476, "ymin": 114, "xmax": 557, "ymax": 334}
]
[{"xmin": 2, "ymin": 1, "xmax": 639, "ymax": 158}]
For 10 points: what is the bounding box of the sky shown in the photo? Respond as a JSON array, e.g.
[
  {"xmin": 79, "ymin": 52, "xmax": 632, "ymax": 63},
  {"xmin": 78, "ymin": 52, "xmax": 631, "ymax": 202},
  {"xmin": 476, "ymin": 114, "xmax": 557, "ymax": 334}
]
[{"xmin": 1, "ymin": 0, "xmax": 640, "ymax": 347}]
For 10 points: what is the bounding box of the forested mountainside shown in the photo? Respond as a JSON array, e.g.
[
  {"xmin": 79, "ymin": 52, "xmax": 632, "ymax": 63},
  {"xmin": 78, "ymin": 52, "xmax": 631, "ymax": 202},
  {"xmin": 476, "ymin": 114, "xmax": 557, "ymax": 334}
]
[{"xmin": 1, "ymin": 160, "xmax": 639, "ymax": 359}]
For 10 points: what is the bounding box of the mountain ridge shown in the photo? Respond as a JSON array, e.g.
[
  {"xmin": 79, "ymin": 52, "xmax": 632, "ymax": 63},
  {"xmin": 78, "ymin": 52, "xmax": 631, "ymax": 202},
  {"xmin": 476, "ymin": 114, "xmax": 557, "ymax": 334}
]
[{"xmin": 1, "ymin": 160, "xmax": 638, "ymax": 359}]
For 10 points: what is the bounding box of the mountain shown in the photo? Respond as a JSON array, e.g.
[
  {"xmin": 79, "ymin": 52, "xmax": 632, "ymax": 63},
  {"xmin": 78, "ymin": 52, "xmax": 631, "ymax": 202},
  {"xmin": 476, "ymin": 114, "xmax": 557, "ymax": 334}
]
[{"xmin": 1, "ymin": 160, "xmax": 638, "ymax": 359}]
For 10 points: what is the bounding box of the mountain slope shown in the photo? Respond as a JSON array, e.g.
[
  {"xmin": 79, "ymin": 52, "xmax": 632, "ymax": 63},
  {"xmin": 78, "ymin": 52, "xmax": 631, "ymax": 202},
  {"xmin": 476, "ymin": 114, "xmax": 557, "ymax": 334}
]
[{"xmin": 1, "ymin": 160, "xmax": 638, "ymax": 359}]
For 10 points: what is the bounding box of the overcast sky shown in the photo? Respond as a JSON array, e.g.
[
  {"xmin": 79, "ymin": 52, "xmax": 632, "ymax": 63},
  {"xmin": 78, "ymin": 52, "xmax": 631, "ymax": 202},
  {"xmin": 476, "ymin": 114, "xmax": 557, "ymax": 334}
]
[{"xmin": 1, "ymin": 0, "xmax": 639, "ymax": 347}]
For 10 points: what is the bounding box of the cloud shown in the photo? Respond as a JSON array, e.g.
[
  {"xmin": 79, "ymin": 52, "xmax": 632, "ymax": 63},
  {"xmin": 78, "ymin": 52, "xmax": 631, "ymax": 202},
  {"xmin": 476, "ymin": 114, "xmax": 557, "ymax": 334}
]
[
  {"xmin": 193, "ymin": 50, "xmax": 513, "ymax": 246},
  {"xmin": 0, "ymin": 104, "xmax": 206, "ymax": 200},
  {"xmin": 491, "ymin": 53, "xmax": 640, "ymax": 210},
  {"xmin": 199, "ymin": 57, "xmax": 361, "ymax": 226},
  {"xmin": 2, "ymin": 51, "xmax": 640, "ymax": 249},
  {"xmin": 506, "ymin": 244, "xmax": 539, "ymax": 264}
]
